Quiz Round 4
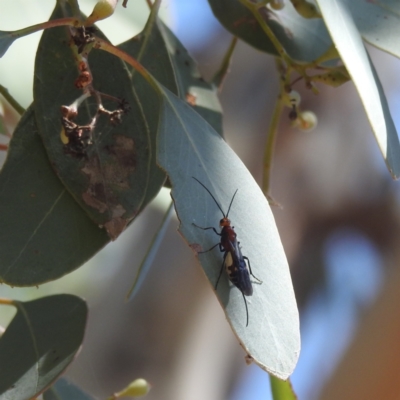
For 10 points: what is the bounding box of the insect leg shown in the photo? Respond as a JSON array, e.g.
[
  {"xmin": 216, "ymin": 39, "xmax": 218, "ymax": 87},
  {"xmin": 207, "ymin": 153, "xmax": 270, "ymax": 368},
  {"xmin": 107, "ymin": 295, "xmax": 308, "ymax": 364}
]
[
  {"xmin": 215, "ymin": 251, "xmax": 227, "ymax": 290},
  {"xmin": 243, "ymin": 256, "xmax": 263, "ymax": 284},
  {"xmin": 198, "ymin": 242, "xmax": 220, "ymax": 254},
  {"xmin": 192, "ymin": 223, "xmax": 221, "ymax": 237},
  {"xmin": 242, "ymin": 291, "xmax": 249, "ymax": 327}
]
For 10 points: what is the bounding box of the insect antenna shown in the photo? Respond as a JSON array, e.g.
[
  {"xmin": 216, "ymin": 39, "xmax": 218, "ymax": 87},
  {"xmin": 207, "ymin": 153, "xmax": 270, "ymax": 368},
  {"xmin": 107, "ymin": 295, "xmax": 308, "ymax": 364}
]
[
  {"xmin": 226, "ymin": 189, "xmax": 238, "ymax": 218},
  {"xmin": 192, "ymin": 177, "xmax": 226, "ymax": 217},
  {"xmin": 242, "ymin": 292, "xmax": 249, "ymax": 327}
]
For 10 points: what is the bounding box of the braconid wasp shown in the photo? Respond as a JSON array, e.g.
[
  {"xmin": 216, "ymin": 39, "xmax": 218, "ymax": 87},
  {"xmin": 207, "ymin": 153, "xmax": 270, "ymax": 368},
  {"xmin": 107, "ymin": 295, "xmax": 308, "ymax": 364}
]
[{"xmin": 192, "ymin": 177, "xmax": 262, "ymax": 327}]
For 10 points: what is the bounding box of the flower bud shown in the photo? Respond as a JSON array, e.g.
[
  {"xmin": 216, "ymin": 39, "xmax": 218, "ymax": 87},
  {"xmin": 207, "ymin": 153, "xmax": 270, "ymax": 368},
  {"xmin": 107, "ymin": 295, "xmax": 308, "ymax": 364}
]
[
  {"xmin": 113, "ymin": 378, "xmax": 151, "ymax": 398},
  {"xmin": 85, "ymin": 0, "xmax": 118, "ymax": 26},
  {"xmin": 270, "ymin": 0, "xmax": 285, "ymax": 10},
  {"xmin": 291, "ymin": 0, "xmax": 321, "ymax": 18},
  {"xmin": 296, "ymin": 111, "xmax": 317, "ymax": 131},
  {"xmin": 283, "ymin": 90, "xmax": 301, "ymax": 108}
]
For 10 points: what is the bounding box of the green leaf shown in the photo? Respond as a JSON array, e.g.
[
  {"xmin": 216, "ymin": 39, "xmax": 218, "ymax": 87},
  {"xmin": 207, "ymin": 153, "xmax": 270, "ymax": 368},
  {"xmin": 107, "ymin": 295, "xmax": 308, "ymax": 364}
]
[
  {"xmin": 118, "ymin": 14, "xmax": 223, "ymax": 187},
  {"xmin": 0, "ymin": 295, "xmax": 87, "ymax": 399},
  {"xmin": 208, "ymin": 0, "xmax": 332, "ymax": 62},
  {"xmin": 126, "ymin": 201, "xmax": 174, "ymax": 300},
  {"xmin": 44, "ymin": 378, "xmax": 95, "ymax": 400},
  {"xmin": 316, "ymin": 0, "xmax": 400, "ymax": 179},
  {"xmin": 157, "ymin": 87, "xmax": 300, "ymax": 379},
  {"xmin": 0, "ymin": 31, "xmax": 15, "ymax": 58},
  {"xmin": 311, "ymin": 66, "xmax": 350, "ymax": 87},
  {"xmin": 117, "ymin": 11, "xmax": 178, "ymax": 208},
  {"xmin": 34, "ymin": 3, "xmax": 159, "ymax": 239},
  {"xmin": 0, "ymin": 107, "xmax": 109, "ymax": 286},
  {"xmin": 158, "ymin": 21, "xmax": 223, "ymax": 136},
  {"xmin": 344, "ymin": 0, "xmax": 400, "ymax": 58}
]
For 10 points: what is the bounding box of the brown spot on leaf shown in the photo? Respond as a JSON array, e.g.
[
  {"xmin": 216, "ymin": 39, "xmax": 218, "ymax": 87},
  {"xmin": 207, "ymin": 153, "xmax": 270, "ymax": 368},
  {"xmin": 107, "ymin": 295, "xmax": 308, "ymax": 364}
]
[
  {"xmin": 190, "ymin": 243, "xmax": 203, "ymax": 254},
  {"xmin": 81, "ymin": 134, "xmax": 136, "ymax": 239},
  {"xmin": 105, "ymin": 216, "xmax": 128, "ymax": 240}
]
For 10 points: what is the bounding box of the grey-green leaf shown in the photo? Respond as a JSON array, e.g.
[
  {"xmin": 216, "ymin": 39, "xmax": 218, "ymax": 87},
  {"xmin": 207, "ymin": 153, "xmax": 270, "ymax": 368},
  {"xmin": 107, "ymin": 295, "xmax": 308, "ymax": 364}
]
[
  {"xmin": 0, "ymin": 31, "xmax": 15, "ymax": 58},
  {"xmin": 208, "ymin": 0, "xmax": 332, "ymax": 62},
  {"xmin": 157, "ymin": 87, "xmax": 300, "ymax": 379},
  {"xmin": 158, "ymin": 21, "xmax": 223, "ymax": 135},
  {"xmin": 0, "ymin": 107, "xmax": 109, "ymax": 286},
  {"xmin": 0, "ymin": 295, "xmax": 87, "ymax": 400},
  {"xmin": 34, "ymin": 4, "xmax": 156, "ymax": 239},
  {"xmin": 316, "ymin": 0, "xmax": 400, "ymax": 179},
  {"xmin": 344, "ymin": 0, "xmax": 400, "ymax": 58},
  {"xmin": 44, "ymin": 378, "xmax": 95, "ymax": 400}
]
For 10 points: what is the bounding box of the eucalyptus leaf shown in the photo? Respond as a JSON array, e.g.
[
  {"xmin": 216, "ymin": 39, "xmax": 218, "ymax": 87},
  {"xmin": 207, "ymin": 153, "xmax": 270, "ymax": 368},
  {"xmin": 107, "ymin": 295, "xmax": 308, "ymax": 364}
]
[
  {"xmin": 344, "ymin": 0, "xmax": 400, "ymax": 58},
  {"xmin": 0, "ymin": 295, "xmax": 87, "ymax": 400},
  {"xmin": 117, "ymin": 9, "xmax": 179, "ymax": 209},
  {"xmin": 157, "ymin": 87, "xmax": 300, "ymax": 379},
  {"xmin": 34, "ymin": 3, "xmax": 156, "ymax": 239},
  {"xmin": 0, "ymin": 31, "xmax": 15, "ymax": 58},
  {"xmin": 316, "ymin": 0, "xmax": 400, "ymax": 179},
  {"xmin": 158, "ymin": 21, "xmax": 223, "ymax": 135},
  {"xmin": 0, "ymin": 107, "xmax": 109, "ymax": 286},
  {"xmin": 44, "ymin": 378, "xmax": 95, "ymax": 400},
  {"xmin": 208, "ymin": 0, "xmax": 332, "ymax": 62}
]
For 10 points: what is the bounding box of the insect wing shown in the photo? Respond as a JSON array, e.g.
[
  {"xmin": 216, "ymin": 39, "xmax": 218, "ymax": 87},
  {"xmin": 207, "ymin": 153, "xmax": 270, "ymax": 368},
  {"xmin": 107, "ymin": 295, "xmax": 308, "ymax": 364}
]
[{"xmin": 225, "ymin": 240, "xmax": 253, "ymax": 296}]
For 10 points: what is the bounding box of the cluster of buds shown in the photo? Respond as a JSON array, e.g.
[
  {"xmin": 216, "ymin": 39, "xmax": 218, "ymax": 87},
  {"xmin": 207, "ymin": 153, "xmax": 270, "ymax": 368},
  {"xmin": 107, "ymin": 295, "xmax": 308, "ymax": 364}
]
[
  {"xmin": 283, "ymin": 89, "xmax": 317, "ymax": 131},
  {"xmin": 72, "ymin": 26, "xmax": 96, "ymax": 54},
  {"xmin": 60, "ymin": 105, "xmax": 93, "ymax": 158},
  {"xmin": 99, "ymin": 98, "xmax": 130, "ymax": 126},
  {"xmin": 75, "ymin": 60, "xmax": 92, "ymax": 89},
  {"xmin": 60, "ymin": 97, "xmax": 130, "ymax": 158},
  {"xmin": 60, "ymin": 9, "xmax": 131, "ymax": 158}
]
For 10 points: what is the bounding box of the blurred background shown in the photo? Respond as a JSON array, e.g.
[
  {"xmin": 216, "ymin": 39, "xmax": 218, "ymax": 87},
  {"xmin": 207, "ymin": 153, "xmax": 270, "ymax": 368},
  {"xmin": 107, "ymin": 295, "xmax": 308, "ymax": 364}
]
[{"xmin": 1, "ymin": 1, "xmax": 400, "ymax": 399}]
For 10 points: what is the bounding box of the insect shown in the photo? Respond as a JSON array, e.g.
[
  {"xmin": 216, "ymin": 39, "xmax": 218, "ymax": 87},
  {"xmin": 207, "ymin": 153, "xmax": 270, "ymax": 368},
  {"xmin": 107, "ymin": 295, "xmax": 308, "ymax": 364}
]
[{"xmin": 192, "ymin": 177, "xmax": 262, "ymax": 327}]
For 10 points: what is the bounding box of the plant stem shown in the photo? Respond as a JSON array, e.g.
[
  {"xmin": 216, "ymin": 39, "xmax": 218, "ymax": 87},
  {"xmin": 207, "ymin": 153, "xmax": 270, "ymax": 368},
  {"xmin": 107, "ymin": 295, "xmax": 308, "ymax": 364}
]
[
  {"xmin": 262, "ymin": 77, "xmax": 284, "ymax": 195},
  {"xmin": 8, "ymin": 17, "xmax": 80, "ymax": 40},
  {"xmin": 95, "ymin": 38, "xmax": 160, "ymax": 94},
  {"xmin": 212, "ymin": 36, "xmax": 238, "ymax": 89},
  {"xmin": 0, "ymin": 85, "xmax": 25, "ymax": 116},
  {"xmin": 239, "ymin": 0, "xmax": 290, "ymax": 63},
  {"xmin": 270, "ymin": 375, "xmax": 297, "ymax": 399},
  {"xmin": 126, "ymin": 199, "xmax": 174, "ymax": 301},
  {"xmin": 132, "ymin": 0, "xmax": 161, "ymax": 72}
]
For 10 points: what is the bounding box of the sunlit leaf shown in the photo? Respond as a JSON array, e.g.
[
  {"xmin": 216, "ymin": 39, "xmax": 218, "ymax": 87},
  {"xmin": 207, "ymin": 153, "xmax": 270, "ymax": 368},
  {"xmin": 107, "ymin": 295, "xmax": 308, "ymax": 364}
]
[
  {"xmin": 157, "ymin": 87, "xmax": 300, "ymax": 379},
  {"xmin": 158, "ymin": 21, "xmax": 223, "ymax": 135},
  {"xmin": 0, "ymin": 295, "xmax": 87, "ymax": 399},
  {"xmin": 316, "ymin": 0, "xmax": 400, "ymax": 179},
  {"xmin": 117, "ymin": 11, "xmax": 178, "ymax": 208},
  {"xmin": 344, "ymin": 0, "xmax": 400, "ymax": 58}
]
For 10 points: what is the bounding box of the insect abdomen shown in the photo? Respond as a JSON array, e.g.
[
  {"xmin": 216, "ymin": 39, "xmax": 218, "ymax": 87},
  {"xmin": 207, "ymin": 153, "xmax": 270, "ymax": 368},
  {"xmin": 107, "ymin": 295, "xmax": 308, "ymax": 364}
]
[{"xmin": 224, "ymin": 252, "xmax": 253, "ymax": 296}]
